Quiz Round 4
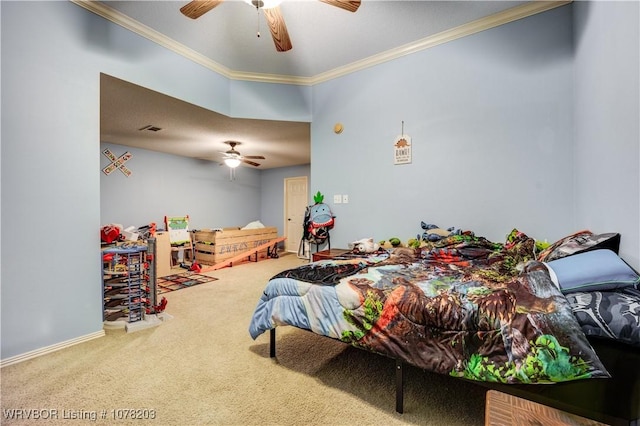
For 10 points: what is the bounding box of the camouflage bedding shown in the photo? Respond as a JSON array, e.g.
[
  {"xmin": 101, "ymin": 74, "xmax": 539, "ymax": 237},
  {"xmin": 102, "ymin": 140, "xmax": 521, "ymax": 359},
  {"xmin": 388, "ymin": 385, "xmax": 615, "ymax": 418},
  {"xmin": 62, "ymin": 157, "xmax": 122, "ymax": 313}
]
[{"xmin": 249, "ymin": 230, "xmax": 610, "ymax": 384}]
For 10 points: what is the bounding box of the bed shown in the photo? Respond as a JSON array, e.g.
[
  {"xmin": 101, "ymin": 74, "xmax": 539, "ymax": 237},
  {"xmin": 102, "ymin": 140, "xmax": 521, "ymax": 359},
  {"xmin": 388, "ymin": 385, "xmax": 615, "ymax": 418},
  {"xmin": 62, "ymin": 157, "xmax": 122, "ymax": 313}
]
[{"xmin": 248, "ymin": 228, "xmax": 640, "ymax": 425}]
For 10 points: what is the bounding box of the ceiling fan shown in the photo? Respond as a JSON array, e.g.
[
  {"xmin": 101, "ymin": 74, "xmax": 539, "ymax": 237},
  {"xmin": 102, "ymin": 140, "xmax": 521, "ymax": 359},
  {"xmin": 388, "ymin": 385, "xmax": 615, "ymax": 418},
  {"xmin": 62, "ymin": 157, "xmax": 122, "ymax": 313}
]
[
  {"xmin": 221, "ymin": 141, "xmax": 265, "ymax": 168},
  {"xmin": 180, "ymin": 0, "xmax": 361, "ymax": 52}
]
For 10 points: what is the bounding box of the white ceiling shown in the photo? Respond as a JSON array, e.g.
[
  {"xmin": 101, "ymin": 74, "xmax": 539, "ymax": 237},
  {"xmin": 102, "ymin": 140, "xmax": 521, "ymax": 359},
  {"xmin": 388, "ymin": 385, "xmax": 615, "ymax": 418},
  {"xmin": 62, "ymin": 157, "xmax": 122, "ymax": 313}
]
[{"xmin": 90, "ymin": 0, "xmax": 564, "ymax": 169}]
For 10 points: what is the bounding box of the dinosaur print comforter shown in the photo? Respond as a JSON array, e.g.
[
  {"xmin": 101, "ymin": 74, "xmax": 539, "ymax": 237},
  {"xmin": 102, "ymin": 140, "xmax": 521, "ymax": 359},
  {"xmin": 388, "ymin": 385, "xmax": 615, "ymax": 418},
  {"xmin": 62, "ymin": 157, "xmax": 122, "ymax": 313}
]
[{"xmin": 249, "ymin": 231, "xmax": 610, "ymax": 384}]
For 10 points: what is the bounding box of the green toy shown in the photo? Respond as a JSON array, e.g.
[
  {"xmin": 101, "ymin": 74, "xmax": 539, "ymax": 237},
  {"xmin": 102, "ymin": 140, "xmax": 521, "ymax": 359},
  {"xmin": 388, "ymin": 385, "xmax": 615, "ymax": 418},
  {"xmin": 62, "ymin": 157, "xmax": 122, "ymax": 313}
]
[
  {"xmin": 389, "ymin": 237, "xmax": 401, "ymax": 247},
  {"xmin": 407, "ymin": 238, "xmax": 421, "ymax": 249},
  {"xmin": 535, "ymin": 240, "xmax": 551, "ymax": 252}
]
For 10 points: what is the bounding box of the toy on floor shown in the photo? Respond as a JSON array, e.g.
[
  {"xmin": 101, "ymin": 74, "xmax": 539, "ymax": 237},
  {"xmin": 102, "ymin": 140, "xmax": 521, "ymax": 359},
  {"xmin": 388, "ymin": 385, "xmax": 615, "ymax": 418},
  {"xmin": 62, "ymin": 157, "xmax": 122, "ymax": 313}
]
[
  {"xmin": 147, "ymin": 297, "xmax": 167, "ymax": 315},
  {"xmin": 189, "ymin": 261, "xmax": 202, "ymax": 273}
]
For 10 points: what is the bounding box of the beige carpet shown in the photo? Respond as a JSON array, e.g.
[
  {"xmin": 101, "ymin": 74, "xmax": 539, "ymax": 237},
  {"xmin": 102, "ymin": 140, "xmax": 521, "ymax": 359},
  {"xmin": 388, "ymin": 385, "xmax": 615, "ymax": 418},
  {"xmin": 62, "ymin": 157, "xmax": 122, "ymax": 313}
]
[{"xmin": 0, "ymin": 253, "xmax": 486, "ymax": 425}]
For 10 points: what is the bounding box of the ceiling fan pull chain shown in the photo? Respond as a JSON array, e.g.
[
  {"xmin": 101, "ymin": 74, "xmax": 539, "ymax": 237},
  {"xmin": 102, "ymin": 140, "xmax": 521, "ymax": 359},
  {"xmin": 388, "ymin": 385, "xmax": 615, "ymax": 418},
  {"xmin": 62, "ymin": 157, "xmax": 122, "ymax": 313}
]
[{"xmin": 255, "ymin": 4, "xmax": 261, "ymax": 38}]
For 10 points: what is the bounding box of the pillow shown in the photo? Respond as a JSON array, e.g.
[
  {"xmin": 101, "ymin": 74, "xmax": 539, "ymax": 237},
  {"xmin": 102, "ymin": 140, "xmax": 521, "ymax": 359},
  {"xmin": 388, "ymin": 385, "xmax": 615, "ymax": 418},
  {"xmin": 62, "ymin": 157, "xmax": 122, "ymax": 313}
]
[
  {"xmin": 241, "ymin": 220, "xmax": 265, "ymax": 230},
  {"xmin": 545, "ymin": 249, "xmax": 639, "ymax": 294},
  {"xmin": 565, "ymin": 287, "xmax": 640, "ymax": 348},
  {"xmin": 537, "ymin": 230, "xmax": 621, "ymax": 262}
]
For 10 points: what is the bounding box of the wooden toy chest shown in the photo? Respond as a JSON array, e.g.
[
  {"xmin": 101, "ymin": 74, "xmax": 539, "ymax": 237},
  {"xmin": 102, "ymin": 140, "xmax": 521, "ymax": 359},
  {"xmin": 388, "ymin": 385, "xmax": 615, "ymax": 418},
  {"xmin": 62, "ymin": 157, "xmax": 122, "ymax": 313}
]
[{"xmin": 194, "ymin": 227, "xmax": 278, "ymax": 265}]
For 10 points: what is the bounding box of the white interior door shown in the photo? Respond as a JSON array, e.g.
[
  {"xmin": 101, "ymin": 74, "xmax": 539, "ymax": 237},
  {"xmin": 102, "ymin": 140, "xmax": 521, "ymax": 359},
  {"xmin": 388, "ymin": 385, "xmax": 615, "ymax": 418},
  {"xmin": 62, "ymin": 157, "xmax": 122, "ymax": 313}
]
[{"xmin": 284, "ymin": 176, "xmax": 308, "ymax": 253}]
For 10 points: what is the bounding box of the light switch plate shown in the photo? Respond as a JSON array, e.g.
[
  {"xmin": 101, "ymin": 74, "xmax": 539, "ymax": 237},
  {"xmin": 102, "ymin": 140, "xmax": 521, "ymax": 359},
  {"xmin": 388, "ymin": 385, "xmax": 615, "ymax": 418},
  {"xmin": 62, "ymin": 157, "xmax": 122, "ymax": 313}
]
[
  {"xmin": 333, "ymin": 194, "xmax": 342, "ymax": 204},
  {"xmin": 342, "ymin": 194, "xmax": 349, "ymax": 204}
]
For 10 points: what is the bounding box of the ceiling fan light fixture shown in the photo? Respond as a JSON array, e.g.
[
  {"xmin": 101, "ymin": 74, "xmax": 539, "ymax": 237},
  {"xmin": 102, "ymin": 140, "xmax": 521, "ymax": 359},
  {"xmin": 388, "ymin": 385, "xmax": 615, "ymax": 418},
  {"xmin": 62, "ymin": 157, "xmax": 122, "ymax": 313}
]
[
  {"xmin": 245, "ymin": 0, "xmax": 283, "ymax": 9},
  {"xmin": 224, "ymin": 157, "xmax": 241, "ymax": 168}
]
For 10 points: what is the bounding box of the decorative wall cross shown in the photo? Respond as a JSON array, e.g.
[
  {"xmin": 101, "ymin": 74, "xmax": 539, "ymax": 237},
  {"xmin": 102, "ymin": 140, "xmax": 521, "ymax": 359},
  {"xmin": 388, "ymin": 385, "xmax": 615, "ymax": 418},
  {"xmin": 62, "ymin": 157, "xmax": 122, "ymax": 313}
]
[{"xmin": 102, "ymin": 148, "xmax": 132, "ymax": 177}]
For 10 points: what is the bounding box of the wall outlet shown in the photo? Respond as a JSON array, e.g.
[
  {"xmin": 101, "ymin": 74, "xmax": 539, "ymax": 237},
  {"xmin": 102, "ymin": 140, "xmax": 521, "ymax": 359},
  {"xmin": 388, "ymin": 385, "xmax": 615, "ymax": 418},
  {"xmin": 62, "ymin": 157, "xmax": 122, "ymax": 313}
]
[
  {"xmin": 333, "ymin": 194, "xmax": 342, "ymax": 204},
  {"xmin": 342, "ymin": 194, "xmax": 349, "ymax": 204}
]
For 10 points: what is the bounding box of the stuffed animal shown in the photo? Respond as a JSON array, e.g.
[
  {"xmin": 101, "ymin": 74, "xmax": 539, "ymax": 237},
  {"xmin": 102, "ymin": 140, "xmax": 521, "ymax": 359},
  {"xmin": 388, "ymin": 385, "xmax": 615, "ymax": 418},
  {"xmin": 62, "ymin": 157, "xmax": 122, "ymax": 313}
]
[
  {"xmin": 419, "ymin": 221, "xmax": 460, "ymax": 242},
  {"xmin": 348, "ymin": 237, "xmax": 380, "ymax": 253}
]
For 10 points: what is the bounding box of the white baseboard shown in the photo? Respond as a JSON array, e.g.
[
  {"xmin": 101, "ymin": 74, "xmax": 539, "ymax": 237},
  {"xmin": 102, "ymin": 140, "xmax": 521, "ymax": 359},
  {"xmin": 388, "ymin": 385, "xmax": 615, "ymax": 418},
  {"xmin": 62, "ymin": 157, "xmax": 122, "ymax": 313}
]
[{"xmin": 1, "ymin": 330, "xmax": 105, "ymax": 368}]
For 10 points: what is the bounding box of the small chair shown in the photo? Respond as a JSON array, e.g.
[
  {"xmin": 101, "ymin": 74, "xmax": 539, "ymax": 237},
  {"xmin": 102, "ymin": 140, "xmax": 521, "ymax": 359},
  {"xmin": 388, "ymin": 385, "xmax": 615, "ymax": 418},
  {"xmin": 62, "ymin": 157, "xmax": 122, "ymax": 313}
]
[{"xmin": 164, "ymin": 215, "xmax": 194, "ymax": 267}]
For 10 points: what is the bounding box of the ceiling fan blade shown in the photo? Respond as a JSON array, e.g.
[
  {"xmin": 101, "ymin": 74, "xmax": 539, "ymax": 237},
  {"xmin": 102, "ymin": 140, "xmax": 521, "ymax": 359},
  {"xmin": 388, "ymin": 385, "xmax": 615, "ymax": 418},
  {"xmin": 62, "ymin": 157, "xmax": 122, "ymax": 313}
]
[
  {"xmin": 318, "ymin": 0, "xmax": 360, "ymax": 13},
  {"xmin": 180, "ymin": 0, "xmax": 224, "ymax": 19},
  {"xmin": 262, "ymin": 6, "xmax": 292, "ymax": 52},
  {"xmin": 243, "ymin": 155, "xmax": 266, "ymax": 160},
  {"xmin": 243, "ymin": 159, "xmax": 261, "ymax": 167}
]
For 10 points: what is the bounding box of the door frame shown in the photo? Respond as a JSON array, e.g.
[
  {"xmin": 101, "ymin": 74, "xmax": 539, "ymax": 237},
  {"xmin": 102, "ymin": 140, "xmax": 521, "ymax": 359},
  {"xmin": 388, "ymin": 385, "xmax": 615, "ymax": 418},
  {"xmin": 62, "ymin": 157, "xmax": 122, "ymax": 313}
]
[{"xmin": 283, "ymin": 176, "xmax": 308, "ymax": 253}]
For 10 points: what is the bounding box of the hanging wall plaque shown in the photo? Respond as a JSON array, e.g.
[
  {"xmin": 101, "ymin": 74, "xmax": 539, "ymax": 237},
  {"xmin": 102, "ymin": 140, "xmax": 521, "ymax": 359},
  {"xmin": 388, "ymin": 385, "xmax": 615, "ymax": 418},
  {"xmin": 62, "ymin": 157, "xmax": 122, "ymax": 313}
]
[
  {"xmin": 102, "ymin": 148, "xmax": 132, "ymax": 177},
  {"xmin": 394, "ymin": 135, "xmax": 412, "ymax": 165}
]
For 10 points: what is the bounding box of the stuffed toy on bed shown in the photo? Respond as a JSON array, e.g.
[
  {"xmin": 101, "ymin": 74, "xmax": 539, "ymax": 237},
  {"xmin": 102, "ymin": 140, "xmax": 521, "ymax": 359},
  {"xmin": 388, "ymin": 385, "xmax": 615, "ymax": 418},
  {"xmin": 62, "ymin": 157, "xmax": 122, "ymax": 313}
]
[
  {"xmin": 420, "ymin": 221, "xmax": 461, "ymax": 242},
  {"xmin": 348, "ymin": 237, "xmax": 380, "ymax": 253}
]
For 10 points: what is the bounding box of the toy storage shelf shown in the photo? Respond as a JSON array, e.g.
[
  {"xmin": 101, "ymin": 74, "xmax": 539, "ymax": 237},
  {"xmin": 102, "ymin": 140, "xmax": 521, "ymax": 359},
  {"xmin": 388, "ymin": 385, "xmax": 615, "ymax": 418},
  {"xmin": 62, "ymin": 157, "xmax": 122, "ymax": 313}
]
[{"xmin": 102, "ymin": 246, "xmax": 148, "ymax": 329}]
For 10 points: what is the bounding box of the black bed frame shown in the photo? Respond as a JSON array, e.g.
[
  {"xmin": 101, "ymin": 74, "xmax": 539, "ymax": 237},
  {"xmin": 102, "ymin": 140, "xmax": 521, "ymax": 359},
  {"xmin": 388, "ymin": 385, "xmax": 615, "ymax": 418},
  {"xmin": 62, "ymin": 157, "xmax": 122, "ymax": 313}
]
[{"xmin": 269, "ymin": 328, "xmax": 639, "ymax": 426}]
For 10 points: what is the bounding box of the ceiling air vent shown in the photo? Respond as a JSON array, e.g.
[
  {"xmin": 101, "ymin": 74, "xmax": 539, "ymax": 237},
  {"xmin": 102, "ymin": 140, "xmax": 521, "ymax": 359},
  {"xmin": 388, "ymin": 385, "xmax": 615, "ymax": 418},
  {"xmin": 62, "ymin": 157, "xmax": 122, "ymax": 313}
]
[{"xmin": 138, "ymin": 125, "xmax": 163, "ymax": 132}]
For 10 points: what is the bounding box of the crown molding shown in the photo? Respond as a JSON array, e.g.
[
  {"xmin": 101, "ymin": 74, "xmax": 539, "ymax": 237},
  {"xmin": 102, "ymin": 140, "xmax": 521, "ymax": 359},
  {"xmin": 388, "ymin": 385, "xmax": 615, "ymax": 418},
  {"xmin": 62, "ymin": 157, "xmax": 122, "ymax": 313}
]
[
  {"xmin": 70, "ymin": 0, "xmax": 233, "ymax": 78},
  {"xmin": 71, "ymin": 0, "xmax": 571, "ymax": 87},
  {"xmin": 310, "ymin": 1, "xmax": 572, "ymax": 85},
  {"xmin": 228, "ymin": 70, "xmax": 312, "ymax": 85}
]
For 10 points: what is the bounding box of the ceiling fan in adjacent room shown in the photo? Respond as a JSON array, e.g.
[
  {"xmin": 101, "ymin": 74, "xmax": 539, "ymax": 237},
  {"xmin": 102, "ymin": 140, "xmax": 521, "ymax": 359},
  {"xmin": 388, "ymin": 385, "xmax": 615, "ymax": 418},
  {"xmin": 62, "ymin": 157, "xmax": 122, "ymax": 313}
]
[
  {"xmin": 221, "ymin": 141, "xmax": 265, "ymax": 168},
  {"xmin": 179, "ymin": 0, "xmax": 361, "ymax": 52}
]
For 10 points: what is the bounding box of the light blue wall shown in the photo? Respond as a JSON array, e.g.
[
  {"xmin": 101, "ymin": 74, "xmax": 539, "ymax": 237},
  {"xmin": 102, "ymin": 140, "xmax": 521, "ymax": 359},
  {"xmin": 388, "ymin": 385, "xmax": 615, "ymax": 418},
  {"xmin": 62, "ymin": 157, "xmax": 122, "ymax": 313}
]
[
  {"xmin": 2, "ymin": 1, "xmax": 639, "ymax": 362},
  {"xmin": 3, "ymin": 1, "xmax": 105, "ymax": 359},
  {"xmin": 573, "ymin": 1, "xmax": 640, "ymax": 268},
  {"xmin": 311, "ymin": 5, "xmax": 575, "ymax": 248},
  {"xmin": 100, "ymin": 142, "xmax": 310, "ymax": 237},
  {"xmin": 100, "ymin": 143, "xmax": 263, "ymax": 230},
  {"xmin": 260, "ymin": 165, "xmax": 312, "ymax": 235},
  {"xmin": 230, "ymin": 80, "xmax": 312, "ymax": 122}
]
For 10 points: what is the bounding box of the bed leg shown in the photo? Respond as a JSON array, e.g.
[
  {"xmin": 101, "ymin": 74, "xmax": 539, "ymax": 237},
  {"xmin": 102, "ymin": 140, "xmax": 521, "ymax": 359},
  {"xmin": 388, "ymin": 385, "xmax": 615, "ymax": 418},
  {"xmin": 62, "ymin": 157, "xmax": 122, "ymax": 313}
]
[
  {"xmin": 396, "ymin": 359, "xmax": 404, "ymax": 414},
  {"xmin": 269, "ymin": 328, "xmax": 276, "ymax": 358}
]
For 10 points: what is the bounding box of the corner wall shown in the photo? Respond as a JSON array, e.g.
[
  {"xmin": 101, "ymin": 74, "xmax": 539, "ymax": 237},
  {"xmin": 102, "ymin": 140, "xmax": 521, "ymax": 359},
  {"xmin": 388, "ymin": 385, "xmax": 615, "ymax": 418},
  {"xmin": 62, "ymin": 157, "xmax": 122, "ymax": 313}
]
[{"xmin": 572, "ymin": 1, "xmax": 640, "ymax": 268}]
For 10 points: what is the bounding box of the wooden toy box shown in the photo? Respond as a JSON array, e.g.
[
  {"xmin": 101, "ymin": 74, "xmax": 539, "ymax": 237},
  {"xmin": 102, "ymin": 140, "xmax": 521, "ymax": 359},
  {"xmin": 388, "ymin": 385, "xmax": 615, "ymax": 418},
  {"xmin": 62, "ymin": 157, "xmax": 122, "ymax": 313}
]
[{"xmin": 194, "ymin": 227, "xmax": 278, "ymax": 265}]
